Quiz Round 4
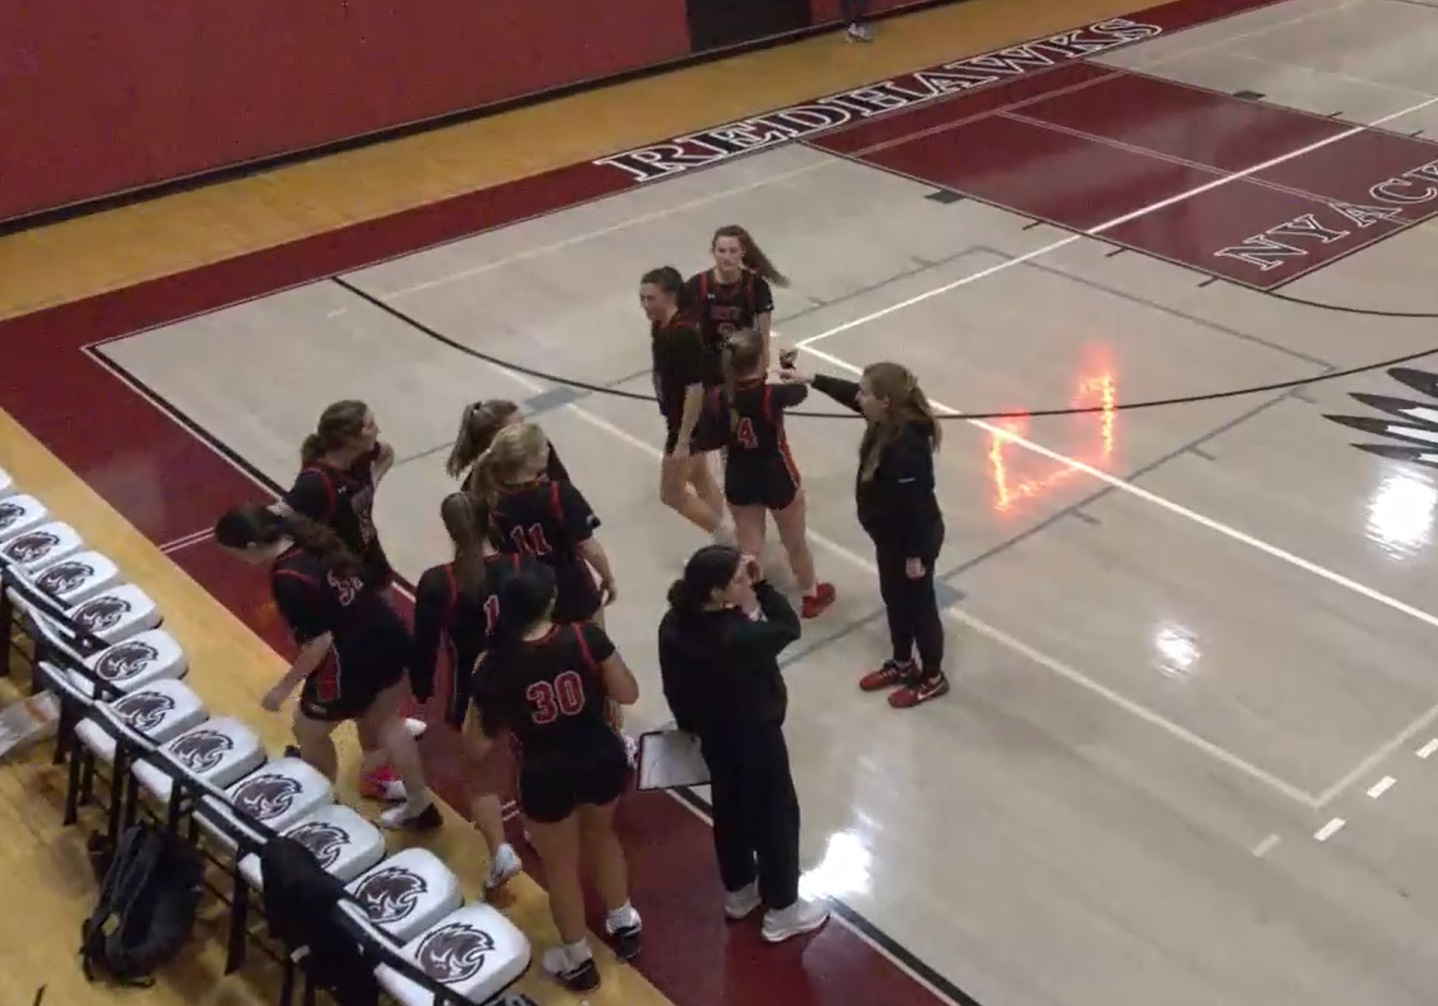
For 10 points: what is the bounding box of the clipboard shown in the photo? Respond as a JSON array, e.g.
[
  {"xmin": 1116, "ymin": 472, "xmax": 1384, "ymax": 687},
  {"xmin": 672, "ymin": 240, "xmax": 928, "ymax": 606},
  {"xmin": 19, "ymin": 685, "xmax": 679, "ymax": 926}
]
[{"xmin": 636, "ymin": 729, "xmax": 710, "ymax": 791}]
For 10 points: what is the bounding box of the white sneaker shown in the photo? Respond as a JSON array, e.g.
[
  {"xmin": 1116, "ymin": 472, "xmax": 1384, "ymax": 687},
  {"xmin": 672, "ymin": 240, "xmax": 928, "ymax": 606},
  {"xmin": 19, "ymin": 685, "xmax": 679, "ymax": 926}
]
[
  {"xmin": 404, "ymin": 717, "xmax": 427, "ymax": 738},
  {"xmin": 542, "ymin": 945, "xmax": 599, "ymax": 992},
  {"xmin": 761, "ymin": 898, "xmax": 830, "ymax": 943},
  {"xmin": 724, "ymin": 882, "xmax": 762, "ymax": 920},
  {"xmin": 485, "ymin": 843, "xmax": 521, "ymax": 891}
]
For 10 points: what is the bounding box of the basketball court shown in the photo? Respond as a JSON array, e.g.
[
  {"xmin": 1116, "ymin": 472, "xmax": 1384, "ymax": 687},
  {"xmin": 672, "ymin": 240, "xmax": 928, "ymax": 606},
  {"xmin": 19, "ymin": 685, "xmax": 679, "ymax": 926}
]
[{"xmin": 9, "ymin": 0, "xmax": 1438, "ymax": 1004}]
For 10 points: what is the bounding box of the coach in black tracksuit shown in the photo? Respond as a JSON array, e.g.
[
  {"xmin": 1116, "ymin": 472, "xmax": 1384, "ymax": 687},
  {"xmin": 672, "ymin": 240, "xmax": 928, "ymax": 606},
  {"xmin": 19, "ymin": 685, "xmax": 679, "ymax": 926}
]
[
  {"xmin": 784, "ymin": 360, "xmax": 950, "ymax": 709},
  {"xmin": 657, "ymin": 545, "xmax": 830, "ymax": 944}
]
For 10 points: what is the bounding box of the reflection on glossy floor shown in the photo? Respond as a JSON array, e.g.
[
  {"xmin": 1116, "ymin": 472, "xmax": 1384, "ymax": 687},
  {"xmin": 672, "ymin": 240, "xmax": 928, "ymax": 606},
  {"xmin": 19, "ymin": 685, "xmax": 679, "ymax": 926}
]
[{"xmin": 13, "ymin": 0, "xmax": 1438, "ymax": 1004}]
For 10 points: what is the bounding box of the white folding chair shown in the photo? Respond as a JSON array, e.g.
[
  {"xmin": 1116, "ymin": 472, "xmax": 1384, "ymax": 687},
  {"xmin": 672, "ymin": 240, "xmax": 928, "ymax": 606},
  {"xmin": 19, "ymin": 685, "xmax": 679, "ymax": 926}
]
[
  {"xmin": 197, "ymin": 757, "xmax": 335, "ymax": 855},
  {"xmin": 0, "ymin": 521, "xmax": 84, "ymax": 571},
  {"xmin": 70, "ymin": 584, "xmax": 163, "ymax": 644},
  {"xmin": 346, "ymin": 848, "xmax": 464, "ymax": 944},
  {"xmin": 236, "ymin": 803, "xmax": 387, "ymax": 889},
  {"xmin": 71, "ymin": 628, "xmax": 188, "ymax": 699},
  {"xmin": 31, "ymin": 551, "xmax": 124, "ymax": 608},
  {"xmin": 75, "ymin": 678, "xmax": 209, "ymax": 766},
  {"xmin": 0, "ymin": 495, "xmax": 48, "ymax": 542},
  {"xmin": 132, "ymin": 716, "xmax": 267, "ymax": 803},
  {"xmin": 376, "ymin": 903, "xmax": 532, "ymax": 1006}
]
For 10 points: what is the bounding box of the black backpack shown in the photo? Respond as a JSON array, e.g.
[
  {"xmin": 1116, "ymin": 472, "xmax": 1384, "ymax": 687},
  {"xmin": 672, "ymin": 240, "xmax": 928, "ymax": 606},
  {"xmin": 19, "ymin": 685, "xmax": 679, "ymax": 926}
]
[{"xmin": 79, "ymin": 823, "xmax": 204, "ymax": 985}]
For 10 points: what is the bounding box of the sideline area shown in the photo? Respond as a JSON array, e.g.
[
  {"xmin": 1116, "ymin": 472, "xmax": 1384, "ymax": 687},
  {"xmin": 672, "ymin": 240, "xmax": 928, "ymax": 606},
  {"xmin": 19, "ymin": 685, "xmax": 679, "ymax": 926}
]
[{"xmin": 0, "ymin": 407, "xmax": 669, "ymax": 1006}]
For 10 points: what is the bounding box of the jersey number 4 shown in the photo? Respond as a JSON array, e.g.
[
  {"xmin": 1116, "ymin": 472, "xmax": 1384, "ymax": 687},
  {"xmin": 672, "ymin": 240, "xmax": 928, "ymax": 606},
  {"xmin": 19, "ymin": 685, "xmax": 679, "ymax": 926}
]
[
  {"xmin": 509, "ymin": 523, "xmax": 554, "ymax": 557},
  {"xmin": 735, "ymin": 417, "xmax": 758, "ymax": 449},
  {"xmin": 526, "ymin": 670, "xmax": 586, "ymax": 724}
]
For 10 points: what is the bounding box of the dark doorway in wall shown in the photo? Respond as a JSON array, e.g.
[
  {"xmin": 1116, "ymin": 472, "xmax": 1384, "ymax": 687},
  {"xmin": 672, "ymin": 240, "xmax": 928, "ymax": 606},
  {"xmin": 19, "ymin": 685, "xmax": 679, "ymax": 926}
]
[{"xmin": 686, "ymin": 0, "xmax": 813, "ymax": 54}]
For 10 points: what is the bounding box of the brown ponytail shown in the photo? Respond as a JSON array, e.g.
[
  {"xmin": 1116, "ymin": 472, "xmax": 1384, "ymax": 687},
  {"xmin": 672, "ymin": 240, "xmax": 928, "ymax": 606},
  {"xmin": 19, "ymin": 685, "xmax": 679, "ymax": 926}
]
[
  {"xmin": 300, "ymin": 400, "xmax": 370, "ymax": 466},
  {"xmin": 721, "ymin": 329, "xmax": 764, "ymax": 434},
  {"xmin": 445, "ymin": 400, "xmax": 520, "ymax": 480},
  {"xmin": 213, "ymin": 503, "xmax": 361, "ymax": 575},
  {"xmin": 284, "ymin": 514, "xmax": 363, "ymax": 575},
  {"xmin": 713, "ymin": 225, "xmax": 789, "ymax": 288},
  {"xmin": 441, "ymin": 492, "xmax": 488, "ymax": 600}
]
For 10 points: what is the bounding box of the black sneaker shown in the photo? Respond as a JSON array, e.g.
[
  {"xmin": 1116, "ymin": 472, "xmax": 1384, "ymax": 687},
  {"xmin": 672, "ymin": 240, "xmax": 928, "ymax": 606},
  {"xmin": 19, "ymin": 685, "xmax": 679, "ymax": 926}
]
[{"xmin": 379, "ymin": 800, "xmax": 443, "ymax": 831}]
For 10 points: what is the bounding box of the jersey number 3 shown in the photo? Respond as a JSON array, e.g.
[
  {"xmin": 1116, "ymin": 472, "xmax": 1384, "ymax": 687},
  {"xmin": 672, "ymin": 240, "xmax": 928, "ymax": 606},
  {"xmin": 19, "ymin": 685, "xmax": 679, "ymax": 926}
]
[
  {"xmin": 735, "ymin": 417, "xmax": 758, "ymax": 449},
  {"xmin": 526, "ymin": 670, "xmax": 586, "ymax": 724}
]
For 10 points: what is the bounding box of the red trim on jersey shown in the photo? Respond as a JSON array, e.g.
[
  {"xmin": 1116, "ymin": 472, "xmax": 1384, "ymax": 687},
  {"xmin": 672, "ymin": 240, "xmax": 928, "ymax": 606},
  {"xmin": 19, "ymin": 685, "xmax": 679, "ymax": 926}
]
[
  {"xmin": 761, "ymin": 385, "xmax": 773, "ymax": 423},
  {"xmin": 302, "ymin": 465, "xmax": 338, "ymax": 519},
  {"xmin": 272, "ymin": 567, "xmax": 320, "ymax": 589},
  {"xmin": 572, "ymin": 623, "xmax": 597, "ymax": 670},
  {"xmin": 313, "ymin": 649, "xmax": 342, "ymax": 703}
]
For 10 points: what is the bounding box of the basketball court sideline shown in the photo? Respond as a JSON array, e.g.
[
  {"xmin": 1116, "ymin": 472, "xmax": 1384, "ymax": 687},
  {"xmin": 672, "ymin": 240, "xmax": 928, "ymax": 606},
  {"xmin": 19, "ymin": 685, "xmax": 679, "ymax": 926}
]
[{"xmin": 20, "ymin": 0, "xmax": 1438, "ymax": 1004}]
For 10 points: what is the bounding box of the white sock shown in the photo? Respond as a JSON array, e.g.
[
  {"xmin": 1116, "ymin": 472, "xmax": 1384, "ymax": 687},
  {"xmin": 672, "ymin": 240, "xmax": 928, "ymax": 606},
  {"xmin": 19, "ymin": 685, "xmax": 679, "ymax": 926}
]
[{"xmin": 607, "ymin": 901, "xmax": 640, "ymax": 931}]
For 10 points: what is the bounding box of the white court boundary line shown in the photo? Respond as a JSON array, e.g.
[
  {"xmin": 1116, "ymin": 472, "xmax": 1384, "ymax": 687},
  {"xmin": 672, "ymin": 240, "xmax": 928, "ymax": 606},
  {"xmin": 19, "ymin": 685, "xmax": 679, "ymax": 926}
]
[
  {"xmin": 379, "ymin": 0, "xmax": 1365, "ymax": 300},
  {"xmin": 389, "ymin": 346, "xmax": 1320, "ymax": 807}
]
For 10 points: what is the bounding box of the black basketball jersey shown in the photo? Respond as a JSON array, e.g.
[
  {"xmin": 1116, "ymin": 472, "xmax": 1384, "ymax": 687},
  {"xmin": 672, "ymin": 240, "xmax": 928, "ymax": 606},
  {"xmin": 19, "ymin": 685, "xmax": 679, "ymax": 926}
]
[
  {"xmin": 651, "ymin": 314, "xmax": 708, "ymax": 416},
  {"xmin": 686, "ymin": 268, "xmax": 775, "ymax": 344},
  {"xmin": 412, "ymin": 552, "xmax": 527, "ymax": 696},
  {"xmin": 270, "ymin": 547, "xmax": 408, "ymax": 661},
  {"xmin": 488, "ymin": 478, "xmax": 595, "ymax": 568},
  {"xmin": 474, "ymin": 622, "xmax": 616, "ymax": 759},
  {"xmin": 708, "ymin": 380, "xmax": 808, "ymax": 458},
  {"xmin": 285, "ymin": 450, "xmax": 392, "ymax": 587}
]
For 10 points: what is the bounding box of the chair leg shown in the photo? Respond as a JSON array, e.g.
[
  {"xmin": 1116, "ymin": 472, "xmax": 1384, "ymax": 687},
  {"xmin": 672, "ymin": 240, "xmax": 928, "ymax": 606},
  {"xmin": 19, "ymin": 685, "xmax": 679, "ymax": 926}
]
[
  {"xmin": 105, "ymin": 750, "xmax": 127, "ymax": 843},
  {"xmin": 62, "ymin": 741, "xmax": 84, "ymax": 826},
  {"xmin": 225, "ymin": 867, "xmax": 249, "ymax": 974}
]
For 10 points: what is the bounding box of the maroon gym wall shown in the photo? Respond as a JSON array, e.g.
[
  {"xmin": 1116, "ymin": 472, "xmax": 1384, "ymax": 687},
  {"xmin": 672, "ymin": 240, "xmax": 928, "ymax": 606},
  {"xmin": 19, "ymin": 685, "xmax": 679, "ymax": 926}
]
[
  {"xmin": 0, "ymin": 0, "xmax": 946, "ymax": 224},
  {"xmin": 0, "ymin": 0, "xmax": 691, "ymax": 222}
]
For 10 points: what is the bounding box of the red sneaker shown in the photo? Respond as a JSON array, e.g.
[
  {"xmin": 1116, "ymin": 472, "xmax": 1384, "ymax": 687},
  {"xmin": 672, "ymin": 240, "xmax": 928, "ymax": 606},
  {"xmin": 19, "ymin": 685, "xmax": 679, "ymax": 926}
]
[
  {"xmin": 889, "ymin": 673, "xmax": 950, "ymax": 709},
  {"xmin": 801, "ymin": 583, "xmax": 837, "ymax": 619},
  {"xmin": 360, "ymin": 766, "xmax": 406, "ymax": 802},
  {"xmin": 859, "ymin": 659, "xmax": 914, "ymax": 692}
]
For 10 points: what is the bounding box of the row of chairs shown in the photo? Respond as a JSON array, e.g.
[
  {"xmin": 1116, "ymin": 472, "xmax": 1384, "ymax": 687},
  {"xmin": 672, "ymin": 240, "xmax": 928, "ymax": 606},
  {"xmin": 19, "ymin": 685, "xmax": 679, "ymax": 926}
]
[{"xmin": 0, "ymin": 468, "xmax": 534, "ymax": 1006}]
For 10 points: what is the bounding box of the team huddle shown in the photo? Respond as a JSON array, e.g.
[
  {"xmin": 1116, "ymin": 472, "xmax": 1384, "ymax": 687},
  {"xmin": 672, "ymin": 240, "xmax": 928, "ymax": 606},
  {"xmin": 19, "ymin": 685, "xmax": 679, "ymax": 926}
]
[{"xmin": 213, "ymin": 224, "xmax": 950, "ymax": 993}]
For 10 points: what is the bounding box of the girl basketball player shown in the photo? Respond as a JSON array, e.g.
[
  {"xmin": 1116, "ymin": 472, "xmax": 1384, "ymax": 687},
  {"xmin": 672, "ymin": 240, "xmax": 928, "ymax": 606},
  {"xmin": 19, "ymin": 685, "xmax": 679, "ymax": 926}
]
[
  {"xmin": 642, "ymin": 266, "xmax": 727, "ymax": 535},
  {"xmin": 468, "ymin": 422, "xmax": 615, "ymax": 622},
  {"xmin": 412, "ymin": 493, "xmax": 524, "ymax": 889},
  {"xmin": 686, "ymin": 225, "xmax": 788, "ymax": 378},
  {"xmin": 471, "ymin": 422, "xmax": 633, "ymax": 760},
  {"xmin": 283, "ymin": 399, "xmax": 422, "ymax": 792},
  {"xmin": 446, "ymin": 399, "xmax": 600, "ymax": 532},
  {"xmin": 213, "ymin": 504, "xmax": 440, "ymax": 829},
  {"xmin": 468, "ymin": 562, "xmax": 642, "ymax": 991},
  {"xmin": 286, "ymin": 400, "xmax": 395, "ymax": 591},
  {"xmin": 780, "ymin": 361, "xmax": 950, "ymax": 708},
  {"xmin": 709, "ymin": 332, "xmax": 835, "ymax": 618}
]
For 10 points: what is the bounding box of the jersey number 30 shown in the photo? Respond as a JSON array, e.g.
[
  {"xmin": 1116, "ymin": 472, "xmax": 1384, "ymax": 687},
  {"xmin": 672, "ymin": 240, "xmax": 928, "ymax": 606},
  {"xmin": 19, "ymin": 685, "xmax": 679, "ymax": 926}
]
[{"xmin": 526, "ymin": 670, "xmax": 585, "ymax": 724}]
